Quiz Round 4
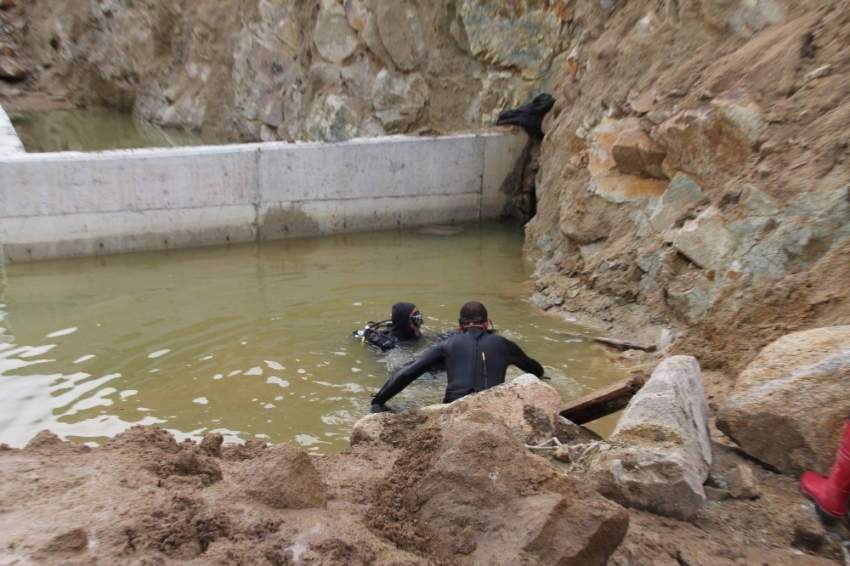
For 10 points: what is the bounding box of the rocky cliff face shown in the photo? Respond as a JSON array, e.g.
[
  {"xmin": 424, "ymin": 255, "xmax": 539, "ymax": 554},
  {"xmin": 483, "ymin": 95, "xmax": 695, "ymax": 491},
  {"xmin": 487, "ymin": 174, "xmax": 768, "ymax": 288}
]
[
  {"xmin": 525, "ymin": 0, "xmax": 850, "ymax": 375},
  {"xmin": 7, "ymin": 0, "xmax": 602, "ymax": 142}
]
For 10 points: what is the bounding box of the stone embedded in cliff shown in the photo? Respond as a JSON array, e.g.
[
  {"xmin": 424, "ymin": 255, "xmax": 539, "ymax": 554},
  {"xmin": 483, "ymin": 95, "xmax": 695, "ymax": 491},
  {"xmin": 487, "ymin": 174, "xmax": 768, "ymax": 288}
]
[
  {"xmin": 738, "ymin": 217, "xmax": 815, "ymax": 279},
  {"xmin": 305, "ymin": 92, "xmax": 361, "ymax": 142},
  {"xmin": 586, "ymin": 118, "xmax": 669, "ymax": 204},
  {"xmin": 590, "ymin": 175, "xmax": 668, "ymax": 204},
  {"xmin": 729, "ymin": 185, "xmax": 850, "ymax": 280},
  {"xmin": 611, "ymin": 127, "xmax": 666, "ymax": 178},
  {"xmin": 350, "ymin": 374, "xmax": 563, "ymax": 448},
  {"xmin": 457, "ymin": 0, "xmax": 565, "ymax": 80},
  {"xmin": 375, "ymin": 0, "xmax": 427, "ymax": 71},
  {"xmin": 586, "ymin": 356, "xmax": 712, "ymax": 520},
  {"xmin": 637, "ymin": 251, "xmax": 662, "ymax": 292},
  {"xmin": 366, "ymin": 411, "xmax": 629, "ymax": 565},
  {"xmin": 371, "ymin": 69, "xmax": 428, "ymax": 131},
  {"xmin": 673, "ymin": 206, "xmax": 736, "ymax": 271},
  {"xmin": 628, "ymin": 87, "xmax": 656, "ymax": 115},
  {"xmin": 314, "ymin": 0, "xmax": 360, "ymax": 64},
  {"xmin": 710, "ymin": 90, "xmax": 767, "ymax": 150},
  {"xmin": 0, "ymin": 55, "xmax": 25, "ymax": 80},
  {"xmin": 666, "ymin": 272, "xmax": 721, "ymax": 324},
  {"xmin": 634, "ymin": 11, "xmax": 661, "ymax": 38},
  {"xmin": 701, "ymin": 0, "xmax": 786, "ymax": 36},
  {"xmin": 343, "ymin": 0, "xmax": 369, "ymax": 32},
  {"xmin": 740, "ymin": 184, "xmax": 781, "ymax": 218},
  {"xmin": 588, "ymin": 118, "xmax": 628, "ymax": 177},
  {"xmin": 652, "ymin": 101, "xmax": 759, "ymax": 184},
  {"xmin": 646, "ymin": 173, "xmax": 702, "ymax": 233},
  {"xmin": 232, "ymin": 443, "xmax": 327, "ymax": 509},
  {"xmin": 717, "ymin": 326, "xmax": 850, "ymax": 477}
]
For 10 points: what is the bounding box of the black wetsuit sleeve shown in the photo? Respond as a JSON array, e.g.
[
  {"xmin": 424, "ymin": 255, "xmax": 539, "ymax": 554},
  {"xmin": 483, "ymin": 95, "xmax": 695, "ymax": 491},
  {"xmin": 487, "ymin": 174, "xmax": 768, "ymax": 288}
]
[
  {"xmin": 505, "ymin": 339, "xmax": 544, "ymax": 377},
  {"xmin": 372, "ymin": 344, "xmax": 445, "ymax": 405}
]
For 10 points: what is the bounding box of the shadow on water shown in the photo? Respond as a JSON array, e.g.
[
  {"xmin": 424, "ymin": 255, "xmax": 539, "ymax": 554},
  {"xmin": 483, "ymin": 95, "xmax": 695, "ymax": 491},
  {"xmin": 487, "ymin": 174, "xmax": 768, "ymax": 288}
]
[
  {"xmin": 8, "ymin": 109, "xmax": 226, "ymax": 153},
  {"xmin": 0, "ymin": 221, "xmax": 628, "ymax": 452}
]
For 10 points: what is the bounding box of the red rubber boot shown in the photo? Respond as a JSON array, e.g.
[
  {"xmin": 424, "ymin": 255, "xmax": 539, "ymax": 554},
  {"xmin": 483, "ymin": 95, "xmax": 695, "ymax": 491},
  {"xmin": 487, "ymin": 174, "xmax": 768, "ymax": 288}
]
[{"xmin": 800, "ymin": 419, "xmax": 850, "ymax": 524}]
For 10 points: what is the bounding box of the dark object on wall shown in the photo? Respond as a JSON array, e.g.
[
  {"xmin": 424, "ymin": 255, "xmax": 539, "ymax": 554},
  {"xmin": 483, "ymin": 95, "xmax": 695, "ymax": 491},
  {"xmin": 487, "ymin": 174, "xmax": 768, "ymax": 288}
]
[{"xmin": 495, "ymin": 94, "xmax": 556, "ymax": 140}]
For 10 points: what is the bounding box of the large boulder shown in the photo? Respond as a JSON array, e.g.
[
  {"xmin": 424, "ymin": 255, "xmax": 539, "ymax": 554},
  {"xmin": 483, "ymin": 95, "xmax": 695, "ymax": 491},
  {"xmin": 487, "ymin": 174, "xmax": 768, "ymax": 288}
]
[
  {"xmin": 366, "ymin": 410, "xmax": 629, "ymax": 565},
  {"xmin": 585, "ymin": 356, "xmax": 712, "ymax": 520},
  {"xmin": 717, "ymin": 326, "xmax": 850, "ymax": 476},
  {"xmin": 350, "ymin": 374, "xmax": 563, "ymax": 447}
]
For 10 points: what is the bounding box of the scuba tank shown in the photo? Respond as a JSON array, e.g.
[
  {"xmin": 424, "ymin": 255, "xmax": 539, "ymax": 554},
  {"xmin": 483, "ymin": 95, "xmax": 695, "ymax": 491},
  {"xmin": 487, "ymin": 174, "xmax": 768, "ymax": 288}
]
[{"xmin": 352, "ymin": 320, "xmax": 398, "ymax": 351}]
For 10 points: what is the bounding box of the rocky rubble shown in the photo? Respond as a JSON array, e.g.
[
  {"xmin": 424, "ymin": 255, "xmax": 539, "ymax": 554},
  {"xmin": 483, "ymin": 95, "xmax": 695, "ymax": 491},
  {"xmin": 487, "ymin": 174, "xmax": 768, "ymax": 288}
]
[{"xmin": 0, "ymin": 377, "xmax": 634, "ymax": 566}]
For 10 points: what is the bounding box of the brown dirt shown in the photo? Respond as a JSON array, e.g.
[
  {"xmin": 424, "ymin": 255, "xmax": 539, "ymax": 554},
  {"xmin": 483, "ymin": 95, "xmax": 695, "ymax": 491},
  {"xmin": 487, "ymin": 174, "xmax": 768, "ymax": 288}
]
[{"xmin": 0, "ymin": 417, "xmax": 844, "ymax": 565}]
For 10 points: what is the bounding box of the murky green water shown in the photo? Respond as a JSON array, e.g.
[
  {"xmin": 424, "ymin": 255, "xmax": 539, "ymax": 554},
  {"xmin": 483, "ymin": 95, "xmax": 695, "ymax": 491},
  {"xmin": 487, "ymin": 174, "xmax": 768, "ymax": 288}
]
[
  {"xmin": 0, "ymin": 222, "xmax": 627, "ymax": 453},
  {"xmin": 8, "ymin": 109, "xmax": 225, "ymax": 153}
]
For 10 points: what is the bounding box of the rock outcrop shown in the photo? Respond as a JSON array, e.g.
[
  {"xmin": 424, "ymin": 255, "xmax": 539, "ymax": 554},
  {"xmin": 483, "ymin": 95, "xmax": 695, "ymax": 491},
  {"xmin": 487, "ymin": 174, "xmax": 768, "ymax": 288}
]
[{"xmin": 524, "ymin": 0, "xmax": 850, "ymax": 376}]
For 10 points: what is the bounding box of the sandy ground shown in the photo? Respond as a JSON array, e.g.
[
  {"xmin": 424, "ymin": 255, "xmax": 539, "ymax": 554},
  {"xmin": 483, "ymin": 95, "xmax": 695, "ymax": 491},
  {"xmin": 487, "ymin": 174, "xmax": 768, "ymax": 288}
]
[{"xmin": 0, "ymin": 369, "xmax": 845, "ymax": 565}]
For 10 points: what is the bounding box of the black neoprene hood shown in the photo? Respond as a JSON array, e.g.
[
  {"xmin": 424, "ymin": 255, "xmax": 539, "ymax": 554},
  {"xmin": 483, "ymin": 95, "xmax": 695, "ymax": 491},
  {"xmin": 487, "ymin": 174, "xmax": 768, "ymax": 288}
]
[{"xmin": 391, "ymin": 302, "xmax": 419, "ymax": 339}]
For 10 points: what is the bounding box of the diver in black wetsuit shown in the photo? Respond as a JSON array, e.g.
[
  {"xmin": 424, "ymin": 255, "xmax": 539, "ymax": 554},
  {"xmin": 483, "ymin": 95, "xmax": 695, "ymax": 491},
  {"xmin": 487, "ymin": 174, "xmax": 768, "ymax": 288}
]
[
  {"xmin": 370, "ymin": 301, "xmax": 544, "ymax": 413},
  {"xmin": 354, "ymin": 302, "xmax": 422, "ymax": 350},
  {"xmin": 388, "ymin": 302, "xmax": 422, "ymax": 341}
]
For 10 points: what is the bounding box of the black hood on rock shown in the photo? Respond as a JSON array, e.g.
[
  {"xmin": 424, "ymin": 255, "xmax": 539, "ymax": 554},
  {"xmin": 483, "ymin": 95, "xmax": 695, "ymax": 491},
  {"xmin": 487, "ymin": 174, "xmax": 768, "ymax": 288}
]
[{"xmin": 495, "ymin": 93, "xmax": 556, "ymax": 140}]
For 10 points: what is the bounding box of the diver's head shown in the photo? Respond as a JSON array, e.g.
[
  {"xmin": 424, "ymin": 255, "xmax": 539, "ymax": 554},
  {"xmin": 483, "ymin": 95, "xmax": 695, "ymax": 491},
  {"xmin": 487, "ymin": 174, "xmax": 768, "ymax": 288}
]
[
  {"xmin": 391, "ymin": 302, "xmax": 421, "ymax": 339},
  {"xmin": 459, "ymin": 301, "xmax": 490, "ymax": 331}
]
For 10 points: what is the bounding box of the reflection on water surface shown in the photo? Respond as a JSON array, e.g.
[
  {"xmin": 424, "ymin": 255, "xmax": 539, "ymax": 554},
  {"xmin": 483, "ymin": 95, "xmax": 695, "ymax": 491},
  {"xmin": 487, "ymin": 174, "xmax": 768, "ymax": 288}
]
[
  {"xmin": 8, "ymin": 109, "xmax": 225, "ymax": 153},
  {"xmin": 0, "ymin": 222, "xmax": 627, "ymax": 452}
]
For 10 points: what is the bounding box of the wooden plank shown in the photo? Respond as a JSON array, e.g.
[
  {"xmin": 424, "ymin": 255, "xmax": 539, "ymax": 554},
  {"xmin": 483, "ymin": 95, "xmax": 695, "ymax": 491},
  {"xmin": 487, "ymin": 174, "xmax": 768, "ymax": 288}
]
[
  {"xmin": 559, "ymin": 374, "xmax": 646, "ymax": 425},
  {"xmin": 591, "ymin": 337, "xmax": 657, "ymax": 352},
  {"xmin": 552, "ymin": 330, "xmax": 657, "ymax": 352}
]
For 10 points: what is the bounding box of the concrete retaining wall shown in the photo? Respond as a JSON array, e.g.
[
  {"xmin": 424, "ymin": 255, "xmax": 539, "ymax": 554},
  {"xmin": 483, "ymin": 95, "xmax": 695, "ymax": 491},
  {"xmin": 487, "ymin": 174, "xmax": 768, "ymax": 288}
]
[
  {"xmin": 0, "ymin": 104, "xmax": 24, "ymax": 157},
  {"xmin": 0, "ymin": 129, "xmax": 529, "ymax": 262}
]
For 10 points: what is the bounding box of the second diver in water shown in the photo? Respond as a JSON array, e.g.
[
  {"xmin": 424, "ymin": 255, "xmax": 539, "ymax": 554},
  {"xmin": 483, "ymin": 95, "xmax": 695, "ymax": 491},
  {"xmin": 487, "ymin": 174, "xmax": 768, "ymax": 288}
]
[
  {"xmin": 354, "ymin": 302, "xmax": 422, "ymax": 351},
  {"xmin": 370, "ymin": 301, "xmax": 544, "ymax": 413}
]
